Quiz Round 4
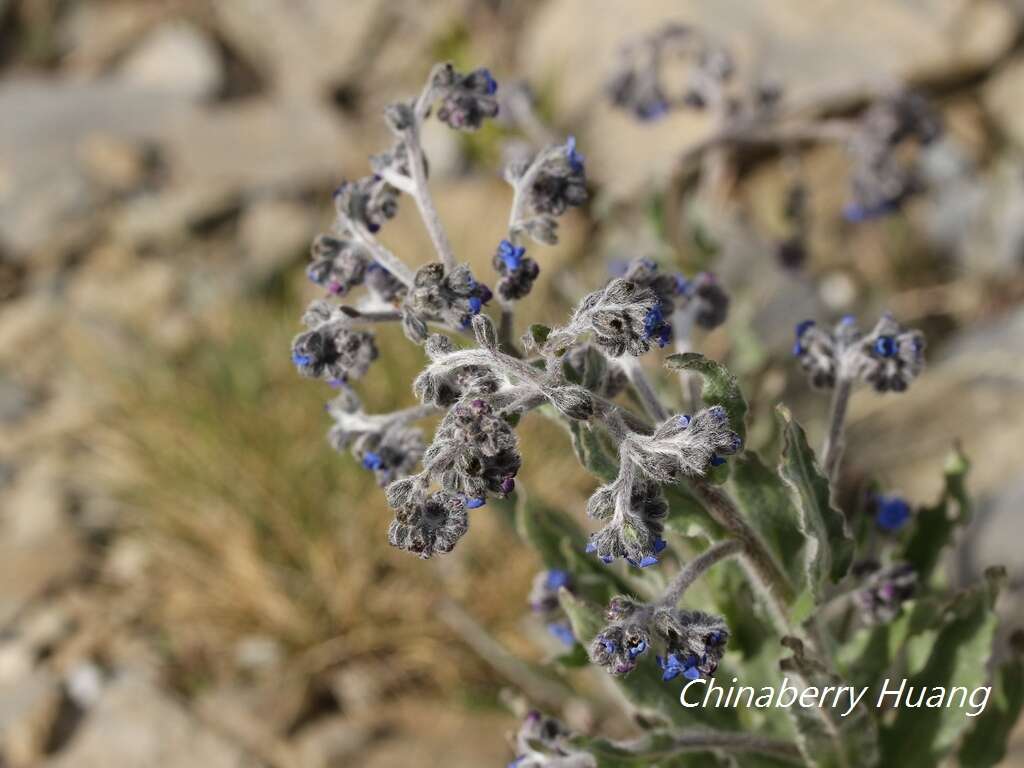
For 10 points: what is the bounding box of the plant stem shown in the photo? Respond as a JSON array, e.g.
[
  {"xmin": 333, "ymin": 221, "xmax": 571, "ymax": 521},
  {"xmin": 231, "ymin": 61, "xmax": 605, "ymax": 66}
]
[
  {"xmin": 692, "ymin": 480, "xmax": 794, "ymax": 610},
  {"xmin": 620, "ymin": 357, "xmax": 669, "ymax": 424},
  {"xmin": 657, "ymin": 539, "xmax": 742, "ymax": 608},
  {"xmin": 403, "ymin": 125, "xmax": 457, "ymax": 271},
  {"xmin": 499, "ymin": 304, "xmax": 522, "ymax": 358},
  {"xmin": 613, "ymin": 730, "xmax": 803, "ymax": 763},
  {"xmin": 350, "ymin": 222, "xmax": 415, "ymax": 287},
  {"xmin": 822, "ymin": 377, "xmax": 853, "ymax": 481}
]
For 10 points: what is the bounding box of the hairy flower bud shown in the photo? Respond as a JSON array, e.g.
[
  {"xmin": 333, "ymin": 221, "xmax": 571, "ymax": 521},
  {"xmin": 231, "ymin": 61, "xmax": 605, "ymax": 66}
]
[
  {"xmin": 422, "ymin": 397, "xmax": 521, "ymax": 501},
  {"xmin": 652, "ymin": 608, "xmax": 729, "ymax": 680},
  {"xmin": 306, "ymin": 234, "xmax": 369, "ymax": 295},
  {"xmin": 433, "ymin": 64, "xmax": 499, "ymax": 131},
  {"xmin": 291, "ymin": 300, "xmax": 378, "ymax": 383},
  {"xmin": 589, "ymin": 622, "xmax": 652, "ymax": 675},
  {"xmin": 493, "ymin": 239, "xmax": 541, "ymax": 301},
  {"xmin": 585, "ymin": 479, "xmax": 668, "ymax": 567},
  {"xmin": 405, "ymin": 262, "xmax": 493, "ymax": 331},
  {"xmin": 333, "ymin": 175, "xmax": 400, "ymax": 233},
  {"xmin": 855, "ymin": 562, "xmax": 917, "ymax": 623},
  {"xmin": 387, "ymin": 490, "xmax": 469, "ymax": 559}
]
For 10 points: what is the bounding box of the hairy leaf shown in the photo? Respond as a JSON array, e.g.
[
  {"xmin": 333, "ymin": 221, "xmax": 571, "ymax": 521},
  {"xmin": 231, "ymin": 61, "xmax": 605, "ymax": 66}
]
[
  {"xmin": 665, "ymin": 353, "xmax": 747, "ymax": 441},
  {"xmin": 957, "ymin": 639, "xmax": 1024, "ymax": 768},
  {"xmin": 902, "ymin": 445, "xmax": 972, "ymax": 583},
  {"xmin": 776, "ymin": 405, "xmax": 853, "ymax": 599},
  {"xmin": 879, "ymin": 571, "xmax": 1003, "ymax": 766}
]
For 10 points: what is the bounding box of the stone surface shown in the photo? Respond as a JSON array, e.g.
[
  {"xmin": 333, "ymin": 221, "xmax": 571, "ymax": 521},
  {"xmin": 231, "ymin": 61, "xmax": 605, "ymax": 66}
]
[
  {"xmin": 520, "ymin": 0, "xmax": 1018, "ymax": 198},
  {"xmin": 45, "ymin": 673, "xmax": 260, "ymax": 768},
  {"xmin": 984, "ymin": 55, "xmax": 1024, "ymax": 149},
  {"xmin": 116, "ymin": 22, "xmax": 224, "ymax": 100}
]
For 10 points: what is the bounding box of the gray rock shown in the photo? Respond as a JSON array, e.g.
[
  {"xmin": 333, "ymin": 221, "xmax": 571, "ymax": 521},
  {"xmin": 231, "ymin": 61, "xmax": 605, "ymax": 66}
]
[
  {"xmin": 45, "ymin": 672, "xmax": 261, "ymax": 768},
  {"xmin": 116, "ymin": 22, "xmax": 224, "ymax": 100},
  {"xmin": 0, "ymin": 669, "xmax": 60, "ymax": 767},
  {"xmin": 983, "ymin": 55, "xmax": 1024, "ymax": 149}
]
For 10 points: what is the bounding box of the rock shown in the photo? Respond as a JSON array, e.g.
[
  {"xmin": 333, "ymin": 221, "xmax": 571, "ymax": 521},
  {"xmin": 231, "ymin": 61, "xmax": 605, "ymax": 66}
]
[
  {"xmin": 76, "ymin": 134, "xmax": 154, "ymax": 193},
  {"xmin": 519, "ymin": 0, "xmax": 1019, "ymax": 199},
  {"xmin": 233, "ymin": 635, "xmax": 283, "ymax": 673},
  {"xmin": 44, "ymin": 672, "xmax": 260, "ymax": 768},
  {"xmin": 983, "ymin": 55, "xmax": 1024, "ymax": 149},
  {"xmin": 116, "ymin": 23, "xmax": 224, "ymax": 100},
  {"xmin": 238, "ymin": 199, "xmax": 315, "ymax": 281},
  {"xmin": 0, "ymin": 80, "xmax": 192, "ymax": 256},
  {"xmin": 112, "ymin": 187, "xmax": 240, "ymax": 248},
  {"xmin": 0, "ymin": 670, "xmax": 60, "ymax": 768},
  {"xmin": 294, "ymin": 717, "xmax": 382, "ymax": 768}
]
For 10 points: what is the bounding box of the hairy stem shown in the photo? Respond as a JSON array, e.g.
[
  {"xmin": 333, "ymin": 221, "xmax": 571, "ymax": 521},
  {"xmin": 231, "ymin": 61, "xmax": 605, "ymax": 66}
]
[
  {"xmin": 657, "ymin": 539, "xmax": 742, "ymax": 608},
  {"xmin": 613, "ymin": 730, "xmax": 803, "ymax": 763},
  {"xmin": 403, "ymin": 125, "xmax": 457, "ymax": 271},
  {"xmin": 620, "ymin": 357, "xmax": 669, "ymax": 424},
  {"xmin": 822, "ymin": 377, "xmax": 853, "ymax": 481},
  {"xmin": 692, "ymin": 480, "xmax": 795, "ymax": 609},
  {"xmin": 498, "ymin": 304, "xmax": 522, "ymax": 358},
  {"xmin": 350, "ymin": 222, "xmax": 415, "ymax": 287}
]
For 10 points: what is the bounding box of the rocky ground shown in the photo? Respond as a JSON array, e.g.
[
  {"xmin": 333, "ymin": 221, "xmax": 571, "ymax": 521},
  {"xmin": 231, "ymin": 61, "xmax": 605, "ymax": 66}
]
[{"xmin": 2, "ymin": 1, "xmax": 1024, "ymax": 765}]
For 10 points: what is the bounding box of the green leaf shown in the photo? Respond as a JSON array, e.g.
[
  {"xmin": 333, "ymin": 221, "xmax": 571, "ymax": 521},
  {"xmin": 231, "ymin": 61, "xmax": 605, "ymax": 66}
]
[
  {"xmin": 528, "ymin": 323, "xmax": 551, "ymax": 346},
  {"xmin": 565, "ymin": 419, "xmax": 620, "ymax": 483},
  {"xmin": 779, "ymin": 637, "xmax": 881, "ymax": 768},
  {"xmin": 776, "ymin": 405, "xmax": 853, "ymax": 599},
  {"xmin": 958, "ymin": 638, "xmax": 1024, "ymax": 768},
  {"xmin": 902, "ymin": 444, "xmax": 972, "ymax": 584},
  {"xmin": 664, "ymin": 353, "xmax": 747, "ymax": 441},
  {"xmin": 568, "ymin": 730, "xmax": 731, "ymax": 767},
  {"xmin": 663, "ymin": 485, "xmax": 724, "ymax": 540},
  {"xmin": 730, "ymin": 450, "xmax": 807, "ymax": 596},
  {"xmin": 879, "ymin": 574, "xmax": 1003, "ymax": 766}
]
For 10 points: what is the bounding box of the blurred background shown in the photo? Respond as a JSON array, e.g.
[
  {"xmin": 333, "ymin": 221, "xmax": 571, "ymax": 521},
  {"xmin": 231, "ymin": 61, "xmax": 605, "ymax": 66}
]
[{"xmin": 1, "ymin": 0, "xmax": 1024, "ymax": 766}]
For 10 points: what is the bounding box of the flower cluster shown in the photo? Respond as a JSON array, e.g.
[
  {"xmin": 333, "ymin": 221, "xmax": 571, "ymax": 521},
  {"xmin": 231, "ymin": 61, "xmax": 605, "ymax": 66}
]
[
  {"xmin": 584, "ymin": 407, "xmax": 741, "ymax": 566},
  {"xmin": 325, "ymin": 391, "xmax": 426, "ymax": 486},
  {"xmin": 589, "ymin": 594, "xmax": 729, "ymax": 679},
  {"xmin": 430, "ymin": 63, "xmax": 500, "ymax": 131},
  {"xmin": 507, "ymin": 137, "xmax": 588, "ymax": 249},
  {"xmin": 508, "ymin": 711, "xmax": 596, "ymax": 768},
  {"xmin": 845, "ymin": 92, "xmax": 942, "ymax": 221},
  {"xmin": 493, "ymin": 239, "xmax": 540, "ymax": 301},
  {"xmin": 543, "ymin": 278, "xmax": 670, "ymax": 357},
  {"xmin": 606, "ymin": 24, "xmax": 734, "ymax": 120},
  {"xmin": 528, "ymin": 570, "xmax": 576, "ymax": 646},
  {"xmin": 404, "ymin": 262, "xmax": 493, "ymax": 338},
  {"xmin": 854, "ymin": 562, "xmax": 917, "ymax": 624},
  {"xmin": 421, "ymin": 396, "xmax": 521, "ymax": 504},
  {"xmin": 333, "ymin": 174, "xmax": 401, "ymax": 234},
  {"xmin": 291, "ymin": 300, "xmax": 378, "ymax": 384},
  {"xmin": 386, "ymin": 486, "xmax": 469, "ymax": 559},
  {"xmin": 793, "ymin": 314, "xmax": 926, "ymax": 392}
]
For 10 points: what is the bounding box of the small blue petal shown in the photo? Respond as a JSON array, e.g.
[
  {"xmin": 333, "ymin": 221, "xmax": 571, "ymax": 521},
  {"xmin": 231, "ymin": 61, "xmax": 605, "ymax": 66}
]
[
  {"xmin": 361, "ymin": 451, "xmax": 383, "ymax": 470},
  {"xmin": 468, "ymin": 296, "xmax": 483, "ymax": 314},
  {"xmin": 600, "ymin": 556, "xmax": 614, "ymax": 565},
  {"xmin": 584, "ymin": 541, "xmax": 597, "ymax": 553},
  {"xmin": 654, "ymin": 537, "xmax": 667, "ymax": 554},
  {"xmin": 684, "ymin": 666, "xmax": 701, "ymax": 680},
  {"xmin": 710, "ymin": 455, "xmax": 726, "ymax": 467},
  {"xmin": 547, "ymin": 622, "xmax": 575, "ymax": 646},
  {"xmin": 637, "ymin": 555, "xmax": 659, "ymax": 568},
  {"xmin": 292, "ymin": 351, "xmax": 312, "ymax": 367},
  {"xmin": 544, "ymin": 569, "xmax": 571, "ymax": 590},
  {"xmin": 874, "ymin": 335, "xmax": 898, "ymax": 358},
  {"xmin": 677, "ymin": 414, "xmax": 691, "ymax": 428},
  {"xmin": 464, "ymin": 496, "xmax": 486, "ymax": 509}
]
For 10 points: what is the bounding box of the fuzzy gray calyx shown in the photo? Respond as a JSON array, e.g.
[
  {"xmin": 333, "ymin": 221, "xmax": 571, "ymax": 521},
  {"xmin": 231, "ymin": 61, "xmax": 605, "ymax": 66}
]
[
  {"xmin": 291, "ymin": 300, "xmax": 378, "ymax": 383},
  {"xmin": 545, "ymin": 278, "xmax": 665, "ymax": 357},
  {"xmin": 386, "ymin": 489, "xmax": 469, "ymax": 559},
  {"xmin": 429, "ymin": 63, "xmax": 500, "ymax": 131},
  {"xmin": 413, "ymin": 335, "xmax": 503, "ymax": 407},
  {"xmin": 794, "ymin": 314, "xmax": 925, "ymax": 392},
  {"xmin": 403, "ymin": 262, "xmax": 493, "ymax": 336},
  {"xmin": 854, "ymin": 562, "xmax": 917, "ymax": 624},
  {"xmin": 585, "ymin": 479, "xmax": 668, "ymax": 567},
  {"xmin": 422, "ymin": 396, "xmax": 521, "ymax": 500},
  {"xmin": 333, "ymin": 175, "xmax": 400, "ymax": 234}
]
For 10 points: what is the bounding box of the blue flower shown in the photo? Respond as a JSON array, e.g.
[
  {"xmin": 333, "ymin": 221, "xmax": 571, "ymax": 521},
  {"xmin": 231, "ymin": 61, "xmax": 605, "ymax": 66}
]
[
  {"xmin": 468, "ymin": 296, "xmax": 483, "ymax": 315},
  {"xmin": 544, "ymin": 570, "xmax": 571, "ymax": 590},
  {"xmin": 658, "ymin": 653, "xmax": 702, "ymax": 682},
  {"xmin": 874, "ymin": 335, "xmax": 898, "ymax": 358},
  {"xmin": 566, "ymin": 135, "xmax": 585, "ymax": 174},
  {"xmin": 793, "ymin": 319, "xmax": 816, "ymax": 356},
  {"xmin": 875, "ymin": 495, "xmax": 911, "ymax": 531},
  {"xmin": 673, "ymin": 274, "xmax": 690, "ymax": 295},
  {"xmin": 292, "ymin": 350, "xmax": 312, "ymax": 367},
  {"xmin": 361, "ymin": 451, "xmax": 384, "ymax": 470},
  {"xmin": 637, "ymin": 99, "xmax": 669, "ymax": 121},
  {"xmin": 642, "ymin": 305, "xmax": 672, "ymax": 348},
  {"xmin": 547, "ymin": 622, "xmax": 575, "ymax": 646},
  {"xmin": 498, "ymin": 239, "xmax": 525, "ymax": 270},
  {"xmin": 480, "ymin": 68, "xmax": 498, "ymax": 95},
  {"xmin": 464, "ymin": 496, "xmax": 487, "ymax": 509},
  {"xmin": 843, "ymin": 198, "xmax": 901, "ymax": 222},
  {"xmin": 709, "ymin": 455, "xmax": 726, "ymax": 467}
]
